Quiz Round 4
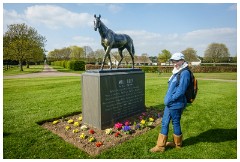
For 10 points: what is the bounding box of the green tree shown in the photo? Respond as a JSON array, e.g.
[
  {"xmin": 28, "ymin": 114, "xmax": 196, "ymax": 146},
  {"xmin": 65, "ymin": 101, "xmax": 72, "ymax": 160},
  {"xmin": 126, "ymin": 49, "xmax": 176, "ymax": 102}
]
[
  {"xmin": 158, "ymin": 49, "xmax": 171, "ymax": 65},
  {"xmin": 70, "ymin": 46, "xmax": 84, "ymax": 60},
  {"xmin": 47, "ymin": 47, "xmax": 71, "ymax": 62},
  {"xmin": 3, "ymin": 35, "xmax": 13, "ymax": 70},
  {"xmin": 3, "ymin": 23, "xmax": 46, "ymax": 71},
  {"xmin": 204, "ymin": 43, "xmax": 230, "ymax": 63},
  {"xmin": 181, "ymin": 48, "xmax": 198, "ymax": 62}
]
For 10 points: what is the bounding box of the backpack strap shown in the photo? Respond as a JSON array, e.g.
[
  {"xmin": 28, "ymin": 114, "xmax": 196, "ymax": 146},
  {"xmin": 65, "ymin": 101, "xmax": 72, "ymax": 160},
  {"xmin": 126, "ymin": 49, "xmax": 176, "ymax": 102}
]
[{"xmin": 176, "ymin": 67, "xmax": 189, "ymax": 86}]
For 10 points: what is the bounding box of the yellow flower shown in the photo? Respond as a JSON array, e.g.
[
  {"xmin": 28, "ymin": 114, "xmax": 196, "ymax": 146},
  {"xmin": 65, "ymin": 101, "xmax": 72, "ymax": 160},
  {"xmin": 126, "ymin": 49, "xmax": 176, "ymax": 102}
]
[
  {"xmin": 73, "ymin": 129, "xmax": 79, "ymax": 133},
  {"xmin": 73, "ymin": 122, "xmax": 80, "ymax": 127},
  {"xmin": 89, "ymin": 136, "xmax": 95, "ymax": 142},
  {"xmin": 78, "ymin": 116, "xmax": 83, "ymax": 121},
  {"xmin": 80, "ymin": 133, "xmax": 86, "ymax": 139},
  {"xmin": 52, "ymin": 120, "xmax": 59, "ymax": 125},
  {"xmin": 65, "ymin": 126, "xmax": 71, "ymax": 130},
  {"xmin": 149, "ymin": 117, "xmax": 154, "ymax": 122},
  {"xmin": 140, "ymin": 119, "xmax": 146, "ymax": 125},
  {"xmin": 67, "ymin": 119, "xmax": 74, "ymax": 124}
]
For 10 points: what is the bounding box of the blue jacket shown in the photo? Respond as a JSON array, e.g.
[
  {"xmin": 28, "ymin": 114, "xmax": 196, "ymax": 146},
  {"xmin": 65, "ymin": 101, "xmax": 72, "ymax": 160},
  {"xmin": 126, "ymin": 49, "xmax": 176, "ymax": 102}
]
[{"xmin": 164, "ymin": 69, "xmax": 190, "ymax": 109}]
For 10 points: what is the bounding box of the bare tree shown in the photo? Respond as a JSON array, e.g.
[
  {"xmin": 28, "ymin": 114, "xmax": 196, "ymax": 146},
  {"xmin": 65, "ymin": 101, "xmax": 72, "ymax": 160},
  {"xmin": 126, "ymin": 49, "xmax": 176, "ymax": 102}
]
[
  {"xmin": 204, "ymin": 43, "xmax": 230, "ymax": 63},
  {"xmin": 181, "ymin": 48, "xmax": 198, "ymax": 62}
]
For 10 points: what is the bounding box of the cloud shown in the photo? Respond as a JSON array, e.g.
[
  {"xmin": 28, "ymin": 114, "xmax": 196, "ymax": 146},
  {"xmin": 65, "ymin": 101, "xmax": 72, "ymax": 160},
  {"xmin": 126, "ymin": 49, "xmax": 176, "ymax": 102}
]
[
  {"xmin": 115, "ymin": 28, "xmax": 236, "ymax": 56},
  {"xmin": 3, "ymin": 8, "xmax": 26, "ymax": 31},
  {"xmin": 108, "ymin": 4, "xmax": 122, "ymax": 13},
  {"xmin": 24, "ymin": 5, "xmax": 93, "ymax": 29},
  {"xmin": 3, "ymin": 5, "xmax": 93, "ymax": 30},
  {"xmin": 228, "ymin": 4, "xmax": 237, "ymax": 11},
  {"xmin": 72, "ymin": 36, "xmax": 97, "ymax": 47}
]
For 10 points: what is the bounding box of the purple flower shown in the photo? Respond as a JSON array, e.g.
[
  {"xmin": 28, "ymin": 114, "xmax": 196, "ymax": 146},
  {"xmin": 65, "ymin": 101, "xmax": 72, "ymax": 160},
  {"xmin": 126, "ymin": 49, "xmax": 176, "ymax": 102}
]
[
  {"xmin": 135, "ymin": 124, "xmax": 141, "ymax": 130},
  {"xmin": 122, "ymin": 125, "xmax": 131, "ymax": 132}
]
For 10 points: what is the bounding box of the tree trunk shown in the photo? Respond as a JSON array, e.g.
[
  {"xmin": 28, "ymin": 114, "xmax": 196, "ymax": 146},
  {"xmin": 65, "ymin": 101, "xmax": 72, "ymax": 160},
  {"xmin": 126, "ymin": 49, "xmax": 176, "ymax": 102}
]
[
  {"xmin": 19, "ymin": 60, "xmax": 23, "ymax": 71},
  {"xmin": 26, "ymin": 61, "xmax": 29, "ymax": 68}
]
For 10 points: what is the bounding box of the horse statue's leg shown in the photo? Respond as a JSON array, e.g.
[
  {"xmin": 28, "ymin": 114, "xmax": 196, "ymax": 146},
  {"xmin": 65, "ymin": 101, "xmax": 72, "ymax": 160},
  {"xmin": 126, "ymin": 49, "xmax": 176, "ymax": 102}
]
[
  {"xmin": 126, "ymin": 46, "xmax": 135, "ymax": 69},
  {"xmin": 107, "ymin": 53, "xmax": 113, "ymax": 69},
  {"xmin": 117, "ymin": 48, "xmax": 124, "ymax": 69},
  {"xmin": 101, "ymin": 46, "xmax": 112, "ymax": 70}
]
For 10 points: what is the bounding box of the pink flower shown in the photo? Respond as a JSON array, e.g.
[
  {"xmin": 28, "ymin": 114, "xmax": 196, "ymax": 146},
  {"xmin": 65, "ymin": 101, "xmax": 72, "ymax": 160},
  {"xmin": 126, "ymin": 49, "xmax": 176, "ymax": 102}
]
[
  {"xmin": 124, "ymin": 120, "xmax": 130, "ymax": 126},
  {"xmin": 115, "ymin": 122, "xmax": 123, "ymax": 130}
]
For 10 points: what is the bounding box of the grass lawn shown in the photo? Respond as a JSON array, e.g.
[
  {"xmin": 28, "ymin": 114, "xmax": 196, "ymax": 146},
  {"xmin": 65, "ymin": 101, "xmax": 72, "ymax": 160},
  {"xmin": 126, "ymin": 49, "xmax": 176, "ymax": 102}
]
[
  {"xmin": 3, "ymin": 65, "xmax": 44, "ymax": 76},
  {"xmin": 3, "ymin": 73, "xmax": 237, "ymax": 158},
  {"xmin": 51, "ymin": 65, "xmax": 84, "ymax": 74}
]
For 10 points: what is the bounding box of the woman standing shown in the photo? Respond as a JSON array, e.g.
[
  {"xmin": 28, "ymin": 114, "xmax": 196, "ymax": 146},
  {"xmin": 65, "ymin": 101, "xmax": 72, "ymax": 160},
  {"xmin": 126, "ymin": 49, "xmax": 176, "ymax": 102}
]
[{"xmin": 150, "ymin": 52, "xmax": 190, "ymax": 152}]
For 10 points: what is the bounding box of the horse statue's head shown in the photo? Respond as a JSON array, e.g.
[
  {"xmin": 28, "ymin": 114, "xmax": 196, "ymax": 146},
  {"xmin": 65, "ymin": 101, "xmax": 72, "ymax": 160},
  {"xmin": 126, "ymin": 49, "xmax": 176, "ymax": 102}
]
[{"xmin": 94, "ymin": 14, "xmax": 101, "ymax": 31}]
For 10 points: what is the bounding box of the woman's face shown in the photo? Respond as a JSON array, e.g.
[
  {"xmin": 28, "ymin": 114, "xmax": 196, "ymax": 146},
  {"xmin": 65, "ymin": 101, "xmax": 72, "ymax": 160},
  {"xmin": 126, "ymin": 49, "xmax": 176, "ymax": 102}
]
[{"xmin": 172, "ymin": 60, "xmax": 184, "ymax": 70}]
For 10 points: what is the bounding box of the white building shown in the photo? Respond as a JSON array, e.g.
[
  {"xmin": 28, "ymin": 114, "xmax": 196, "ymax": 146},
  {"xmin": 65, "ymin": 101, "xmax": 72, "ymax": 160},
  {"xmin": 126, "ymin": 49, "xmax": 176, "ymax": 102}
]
[{"xmin": 190, "ymin": 58, "xmax": 201, "ymax": 66}]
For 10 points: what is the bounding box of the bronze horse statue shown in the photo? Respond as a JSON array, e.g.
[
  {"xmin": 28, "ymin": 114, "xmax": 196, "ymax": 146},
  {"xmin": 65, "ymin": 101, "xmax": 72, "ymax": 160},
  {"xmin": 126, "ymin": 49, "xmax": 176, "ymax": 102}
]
[{"xmin": 94, "ymin": 14, "xmax": 135, "ymax": 70}]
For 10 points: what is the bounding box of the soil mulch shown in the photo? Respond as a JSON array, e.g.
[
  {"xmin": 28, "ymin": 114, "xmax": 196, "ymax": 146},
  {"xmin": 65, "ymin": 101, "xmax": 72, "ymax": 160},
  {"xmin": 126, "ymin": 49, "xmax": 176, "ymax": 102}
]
[{"xmin": 41, "ymin": 107, "xmax": 163, "ymax": 156}]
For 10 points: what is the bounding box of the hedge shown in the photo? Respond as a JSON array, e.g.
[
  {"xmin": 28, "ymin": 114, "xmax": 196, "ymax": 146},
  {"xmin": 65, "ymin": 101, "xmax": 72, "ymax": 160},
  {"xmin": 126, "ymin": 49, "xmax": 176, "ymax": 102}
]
[
  {"xmin": 51, "ymin": 60, "xmax": 85, "ymax": 71},
  {"xmin": 85, "ymin": 64, "xmax": 237, "ymax": 73},
  {"xmin": 158, "ymin": 66, "xmax": 237, "ymax": 73}
]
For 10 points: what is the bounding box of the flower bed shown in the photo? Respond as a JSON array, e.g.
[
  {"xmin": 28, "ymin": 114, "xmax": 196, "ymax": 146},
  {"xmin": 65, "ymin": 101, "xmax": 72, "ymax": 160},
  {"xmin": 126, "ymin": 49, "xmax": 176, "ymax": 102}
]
[{"xmin": 41, "ymin": 107, "xmax": 163, "ymax": 156}]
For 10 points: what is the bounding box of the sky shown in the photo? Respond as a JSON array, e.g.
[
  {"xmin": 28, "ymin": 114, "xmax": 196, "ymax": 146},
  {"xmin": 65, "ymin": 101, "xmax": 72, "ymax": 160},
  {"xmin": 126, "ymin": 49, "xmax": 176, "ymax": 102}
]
[{"xmin": 2, "ymin": 1, "xmax": 238, "ymax": 57}]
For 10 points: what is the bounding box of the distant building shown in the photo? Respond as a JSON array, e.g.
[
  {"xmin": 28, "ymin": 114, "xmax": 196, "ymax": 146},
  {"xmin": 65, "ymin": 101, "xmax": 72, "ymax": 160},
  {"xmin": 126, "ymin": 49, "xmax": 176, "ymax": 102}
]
[
  {"xmin": 190, "ymin": 58, "xmax": 201, "ymax": 66},
  {"xmin": 160, "ymin": 57, "xmax": 202, "ymax": 66},
  {"xmin": 109, "ymin": 55, "xmax": 153, "ymax": 66}
]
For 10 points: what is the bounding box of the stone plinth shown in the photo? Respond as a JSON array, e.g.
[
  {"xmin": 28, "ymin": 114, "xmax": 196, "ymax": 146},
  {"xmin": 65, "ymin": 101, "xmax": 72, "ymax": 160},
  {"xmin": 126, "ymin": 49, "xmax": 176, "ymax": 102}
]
[{"xmin": 81, "ymin": 68, "xmax": 145, "ymax": 129}]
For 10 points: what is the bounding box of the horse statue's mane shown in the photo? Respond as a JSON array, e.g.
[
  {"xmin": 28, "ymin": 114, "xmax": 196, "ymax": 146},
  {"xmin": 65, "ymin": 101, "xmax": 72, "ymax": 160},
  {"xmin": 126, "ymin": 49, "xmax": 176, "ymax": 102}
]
[{"xmin": 94, "ymin": 14, "xmax": 135, "ymax": 70}]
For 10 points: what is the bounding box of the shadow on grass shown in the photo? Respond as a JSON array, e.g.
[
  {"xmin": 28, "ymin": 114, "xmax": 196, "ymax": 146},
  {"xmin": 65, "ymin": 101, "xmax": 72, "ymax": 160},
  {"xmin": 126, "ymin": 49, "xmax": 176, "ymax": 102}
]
[
  {"xmin": 148, "ymin": 104, "xmax": 165, "ymax": 110},
  {"xmin": 183, "ymin": 128, "xmax": 237, "ymax": 146},
  {"xmin": 3, "ymin": 132, "xmax": 12, "ymax": 137}
]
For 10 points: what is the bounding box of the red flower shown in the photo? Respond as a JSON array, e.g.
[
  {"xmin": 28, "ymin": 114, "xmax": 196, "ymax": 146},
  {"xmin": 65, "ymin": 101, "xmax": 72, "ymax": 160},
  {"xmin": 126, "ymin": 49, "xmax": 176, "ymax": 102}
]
[
  {"xmin": 115, "ymin": 132, "xmax": 121, "ymax": 137},
  {"xmin": 89, "ymin": 129, "xmax": 95, "ymax": 134},
  {"xmin": 96, "ymin": 141, "xmax": 103, "ymax": 147}
]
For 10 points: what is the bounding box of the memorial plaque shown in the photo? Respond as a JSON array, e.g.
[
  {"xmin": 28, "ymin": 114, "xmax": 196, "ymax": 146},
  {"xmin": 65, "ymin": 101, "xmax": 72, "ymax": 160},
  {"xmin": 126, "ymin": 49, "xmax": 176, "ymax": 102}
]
[{"xmin": 82, "ymin": 69, "xmax": 145, "ymax": 129}]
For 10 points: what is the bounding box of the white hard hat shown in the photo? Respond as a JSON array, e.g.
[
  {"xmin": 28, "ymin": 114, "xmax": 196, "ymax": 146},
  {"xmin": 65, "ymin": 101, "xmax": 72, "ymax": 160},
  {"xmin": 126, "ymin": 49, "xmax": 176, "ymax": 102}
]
[{"xmin": 170, "ymin": 52, "xmax": 185, "ymax": 61}]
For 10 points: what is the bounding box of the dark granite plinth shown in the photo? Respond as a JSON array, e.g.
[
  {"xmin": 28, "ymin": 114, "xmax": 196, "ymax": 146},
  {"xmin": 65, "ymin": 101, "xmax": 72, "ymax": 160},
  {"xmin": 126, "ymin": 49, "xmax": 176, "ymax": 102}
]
[{"xmin": 82, "ymin": 69, "xmax": 145, "ymax": 129}]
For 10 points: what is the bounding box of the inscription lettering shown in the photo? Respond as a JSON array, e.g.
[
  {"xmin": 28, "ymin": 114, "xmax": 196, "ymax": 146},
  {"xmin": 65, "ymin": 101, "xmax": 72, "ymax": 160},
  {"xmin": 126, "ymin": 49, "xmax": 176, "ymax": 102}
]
[{"xmin": 102, "ymin": 78, "xmax": 144, "ymax": 121}]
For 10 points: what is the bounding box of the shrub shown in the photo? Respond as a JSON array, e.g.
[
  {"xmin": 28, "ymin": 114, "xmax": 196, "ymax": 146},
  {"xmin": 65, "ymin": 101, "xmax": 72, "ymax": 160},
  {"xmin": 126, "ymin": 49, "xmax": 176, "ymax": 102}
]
[
  {"xmin": 51, "ymin": 60, "xmax": 86, "ymax": 71},
  {"xmin": 67, "ymin": 60, "xmax": 85, "ymax": 71},
  {"xmin": 138, "ymin": 66, "xmax": 159, "ymax": 73}
]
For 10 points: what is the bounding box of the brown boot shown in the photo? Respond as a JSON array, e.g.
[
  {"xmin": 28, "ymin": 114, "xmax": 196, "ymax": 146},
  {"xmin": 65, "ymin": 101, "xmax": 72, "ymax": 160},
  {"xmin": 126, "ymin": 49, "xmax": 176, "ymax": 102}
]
[
  {"xmin": 166, "ymin": 134, "xmax": 183, "ymax": 148},
  {"xmin": 150, "ymin": 133, "xmax": 168, "ymax": 152},
  {"xmin": 174, "ymin": 134, "xmax": 183, "ymax": 148}
]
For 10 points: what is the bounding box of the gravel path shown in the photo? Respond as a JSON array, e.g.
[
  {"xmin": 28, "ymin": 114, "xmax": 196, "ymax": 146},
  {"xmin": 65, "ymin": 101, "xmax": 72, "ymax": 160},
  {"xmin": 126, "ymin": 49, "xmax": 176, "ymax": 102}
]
[{"xmin": 3, "ymin": 64, "xmax": 81, "ymax": 79}]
